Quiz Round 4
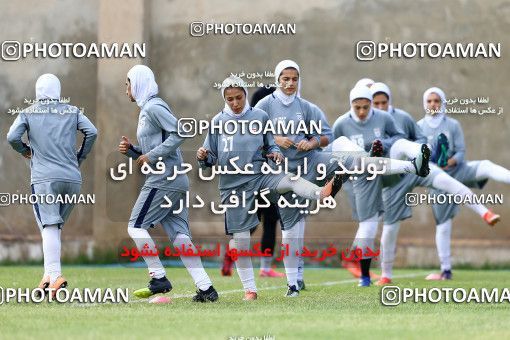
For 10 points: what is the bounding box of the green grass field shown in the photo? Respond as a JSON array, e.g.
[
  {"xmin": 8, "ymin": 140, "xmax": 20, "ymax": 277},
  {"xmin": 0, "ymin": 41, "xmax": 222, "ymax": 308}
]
[{"xmin": 1, "ymin": 266, "xmax": 510, "ymax": 339}]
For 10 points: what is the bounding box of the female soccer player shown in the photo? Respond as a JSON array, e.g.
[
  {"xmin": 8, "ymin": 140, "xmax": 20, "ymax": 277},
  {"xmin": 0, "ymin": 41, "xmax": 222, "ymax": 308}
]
[
  {"xmin": 369, "ymin": 82, "xmax": 500, "ymax": 285},
  {"xmin": 332, "ymin": 85, "xmax": 431, "ymax": 286},
  {"xmin": 418, "ymin": 87, "xmax": 505, "ymax": 280},
  {"xmin": 197, "ymin": 75, "xmax": 339, "ymax": 299},
  {"xmin": 119, "ymin": 65, "xmax": 218, "ymax": 302},
  {"xmin": 7, "ymin": 73, "xmax": 97, "ymax": 294},
  {"xmin": 257, "ymin": 60, "xmax": 429, "ymax": 290}
]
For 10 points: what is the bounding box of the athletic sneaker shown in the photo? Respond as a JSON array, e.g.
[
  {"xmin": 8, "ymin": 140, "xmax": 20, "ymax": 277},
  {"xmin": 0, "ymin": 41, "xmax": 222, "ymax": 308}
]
[
  {"xmin": 192, "ymin": 285, "xmax": 219, "ymax": 302},
  {"xmin": 342, "ymin": 261, "xmax": 362, "ymax": 278},
  {"xmin": 297, "ymin": 280, "xmax": 306, "ymax": 291},
  {"xmin": 243, "ymin": 291, "xmax": 257, "ymax": 301},
  {"xmin": 321, "ymin": 173, "xmax": 344, "ymax": 199},
  {"xmin": 369, "ymin": 139, "xmax": 384, "ymax": 157},
  {"xmin": 412, "ymin": 144, "xmax": 431, "ymax": 177},
  {"xmin": 435, "ymin": 133, "xmax": 449, "ymax": 167},
  {"xmin": 441, "ymin": 270, "xmax": 452, "ymax": 280},
  {"xmin": 425, "ymin": 270, "xmax": 452, "ymax": 281},
  {"xmin": 331, "ymin": 173, "xmax": 344, "ymax": 198},
  {"xmin": 483, "ymin": 210, "xmax": 501, "ymax": 226},
  {"xmin": 259, "ymin": 268, "xmax": 285, "ymax": 278},
  {"xmin": 35, "ymin": 275, "xmax": 50, "ymax": 298},
  {"xmin": 341, "ymin": 260, "xmax": 381, "ymax": 279},
  {"xmin": 134, "ymin": 276, "xmax": 172, "ymax": 298},
  {"xmin": 358, "ymin": 276, "xmax": 371, "ymax": 287},
  {"xmin": 48, "ymin": 276, "xmax": 68, "ymax": 297},
  {"xmin": 375, "ymin": 277, "xmax": 392, "ymax": 286},
  {"xmin": 285, "ymin": 285, "xmax": 299, "ymax": 297},
  {"xmin": 221, "ymin": 250, "xmax": 234, "ymax": 276}
]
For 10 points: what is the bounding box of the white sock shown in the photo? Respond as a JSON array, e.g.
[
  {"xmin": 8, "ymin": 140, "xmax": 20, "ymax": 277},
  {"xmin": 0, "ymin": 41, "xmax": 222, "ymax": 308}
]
[
  {"xmin": 475, "ymin": 160, "xmax": 510, "ymax": 184},
  {"xmin": 435, "ymin": 219, "xmax": 452, "ymax": 271},
  {"xmin": 232, "ymin": 231, "xmax": 256, "ymax": 292},
  {"xmin": 42, "ymin": 224, "xmax": 62, "ymax": 285},
  {"xmin": 366, "ymin": 157, "xmax": 416, "ymax": 175},
  {"xmin": 331, "ymin": 136, "xmax": 416, "ymax": 176},
  {"xmin": 282, "ymin": 224, "xmax": 300, "ymax": 287},
  {"xmin": 260, "ymin": 257, "xmax": 272, "ymax": 271},
  {"xmin": 380, "ymin": 222, "xmax": 400, "ymax": 279},
  {"xmin": 276, "ymin": 175, "xmax": 321, "ymax": 200},
  {"xmin": 297, "ymin": 256, "xmax": 305, "ymax": 282},
  {"xmin": 127, "ymin": 227, "xmax": 166, "ymax": 279},
  {"xmin": 431, "ymin": 168, "xmax": 488, "ymax": 217},
  {"xmin": 389, "ymin": 139, "xmax": 422, "ymax": 160},
  {"xmin": 297, "ymin": 219, "xmax": 306, "ymax": 282},
  {"xmin": 173, "ymin": 233, "xmax": 212, "ymax": 291},
  {"xmin": 331, "ymin": 136, "xmax": 365, "ymax": 152},
  {"xmin": 353, "ymin": 214, "xmax": 379, "ymax": 258}
]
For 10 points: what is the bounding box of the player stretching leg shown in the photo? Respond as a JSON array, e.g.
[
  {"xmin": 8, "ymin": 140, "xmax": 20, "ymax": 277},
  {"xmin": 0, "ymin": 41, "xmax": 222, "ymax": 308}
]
[
  {"xmin": 198, "ymin": 76, "xmax": 340, "ymax": 300},
  {"xmin": 258, "ymin": 63, "xmax": 429, "ymax": 292},
  {"xmin": 418, "ymin": 87, "xmax": 506, "ymax": 280},
  {"xmin": 332, "ymin": 85, "xmax": 431, "ymax": 286},
  {"xmin": 366, "ymin": 82, "xmax": 501, "ymax": 285}
]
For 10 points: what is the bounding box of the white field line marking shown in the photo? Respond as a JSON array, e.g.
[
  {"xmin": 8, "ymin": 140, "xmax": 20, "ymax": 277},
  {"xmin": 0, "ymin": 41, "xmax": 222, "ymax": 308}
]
[
  {"xmin": 70, "ymin": 271, "xmax": 429, "ymax": 307},
  {"xmin": 171, "ymin": 271, "xmax": 429, "ymax": 299}
]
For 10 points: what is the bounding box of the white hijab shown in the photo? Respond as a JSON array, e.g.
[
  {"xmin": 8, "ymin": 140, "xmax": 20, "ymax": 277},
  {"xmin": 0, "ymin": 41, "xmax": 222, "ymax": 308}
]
[
  {"xmin": 349, "ymin": 85, "xmax": 373, "ymax": 124},
  {"xmin": 274, "ymin": 59, "xmax": 301, "ymax": 106},
  {"xmin": 36, "ymin": 74, "xmax": 61, "ymax": 101},
  {"xmin": 221, "ymin": 75, "xmax": 250, "ymax": 118},
  {"xmin": 127, "ymin": 65, "xmax": 159, "ymax": 107},
  {"xmin": 370, "ymin": 82, "xmax": 393, "ymax": 113},
  {"xmin": 355, "ymin": 78, "xmax": 375, "ymax": 88},
  {"xmin": 423, "ymin": 87, "xmax": 446, "ymax": 128}
]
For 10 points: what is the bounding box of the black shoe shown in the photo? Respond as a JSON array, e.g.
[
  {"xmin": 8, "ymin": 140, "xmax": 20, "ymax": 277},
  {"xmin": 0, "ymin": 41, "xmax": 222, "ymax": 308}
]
[
  {"xmin": 146, "ymin": 276, "xmax": 172, "ymax": 296},
  {"xmin": 331, "ymin": 173, "xmax": 344, "ymax": 198},
  {"xmin": 328, "ymin": 167, "xmax": 348, "ymax": 198},
  {"xmin": 412, "ymin": 144, "xmax": 431, "ymax": 177},
  {"xmin": 369, "ymin": 139, "xmax": 384, "ymax": 157},
  {"xmin": 297, "ymin": 280, "xmax": 306, "ymax": 291},
  {"xmin": 285, "ymin": 285, "xmax": 299, "ymax": 297},
  {"xmin": 192, "ymin": 285, "xmax": 219, "ymax": 302},
  {"xmin": 441, "ymin": 270, "xmax": 453, "ymax": 280},
  {"xmin": 149, "ymin": 276, "xmax": 172, "ymax": 294},
  {"xmin": 134, "ymin": 276, "xmax": 172, "ymax": 298}
]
